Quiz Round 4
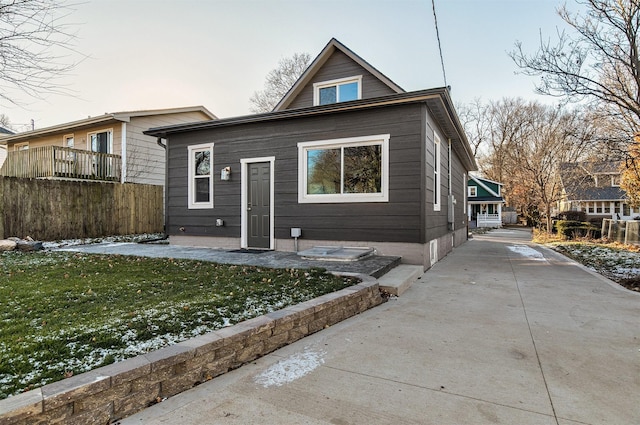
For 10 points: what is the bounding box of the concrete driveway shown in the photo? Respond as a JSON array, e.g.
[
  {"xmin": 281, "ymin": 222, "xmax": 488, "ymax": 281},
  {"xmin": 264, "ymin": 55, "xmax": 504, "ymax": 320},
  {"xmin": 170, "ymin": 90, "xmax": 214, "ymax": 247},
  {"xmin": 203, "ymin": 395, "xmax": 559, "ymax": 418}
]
[{"xmin": 120, "ymin": 228, "xmax": 640, "ymax": 425}]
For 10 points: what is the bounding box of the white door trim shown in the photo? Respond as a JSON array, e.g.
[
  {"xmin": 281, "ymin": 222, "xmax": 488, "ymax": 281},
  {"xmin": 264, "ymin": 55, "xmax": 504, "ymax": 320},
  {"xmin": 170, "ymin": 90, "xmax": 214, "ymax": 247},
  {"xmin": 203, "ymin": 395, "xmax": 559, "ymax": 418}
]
[{"xmin": 240, "ymin": 156, "xmax": 275, "ymax": 249}]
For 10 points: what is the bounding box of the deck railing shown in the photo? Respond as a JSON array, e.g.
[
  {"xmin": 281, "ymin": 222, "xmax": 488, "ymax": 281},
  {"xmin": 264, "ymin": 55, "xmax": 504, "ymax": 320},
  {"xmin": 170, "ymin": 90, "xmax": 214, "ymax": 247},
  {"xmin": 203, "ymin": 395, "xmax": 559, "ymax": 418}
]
[
  {"xmin": 477, "ymin": 213, "xmax": 501, "ymax": 227},
  {"xmin": 0, "ymin": 146, "xmax": 121, "ymax": 182}
]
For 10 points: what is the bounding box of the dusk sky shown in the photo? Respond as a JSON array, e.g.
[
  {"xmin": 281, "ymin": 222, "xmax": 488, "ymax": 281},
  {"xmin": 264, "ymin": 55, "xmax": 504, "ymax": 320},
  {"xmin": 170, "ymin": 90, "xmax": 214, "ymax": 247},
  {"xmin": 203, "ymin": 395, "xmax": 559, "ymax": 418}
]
[{"xmin": 3, "ymin": 0, "xmax": 574, "ymax": 131}]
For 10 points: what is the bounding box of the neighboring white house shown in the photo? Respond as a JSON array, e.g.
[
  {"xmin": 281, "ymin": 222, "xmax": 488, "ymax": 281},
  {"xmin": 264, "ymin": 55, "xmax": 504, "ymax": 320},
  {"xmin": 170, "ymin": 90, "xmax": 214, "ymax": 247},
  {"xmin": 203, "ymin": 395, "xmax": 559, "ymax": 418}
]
[{"xmin": 557, "ymin": 161, "xmax": 636, "ymax": 220}]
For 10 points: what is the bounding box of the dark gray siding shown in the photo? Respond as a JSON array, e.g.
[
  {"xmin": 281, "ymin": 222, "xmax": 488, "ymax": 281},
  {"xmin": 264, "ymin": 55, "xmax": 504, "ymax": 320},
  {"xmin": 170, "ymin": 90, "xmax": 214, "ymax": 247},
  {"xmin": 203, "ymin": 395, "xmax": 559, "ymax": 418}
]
[
  {"xmin": 424, "ymin": 115, "xmax": 450, "ymax": 243},
  {"xmin": 286, "ymin": 50, "xmax": 398, "ymax": 110},
  {"xmin": 166, "ymin": 103, "xmax": 427, "ymax": 244}
]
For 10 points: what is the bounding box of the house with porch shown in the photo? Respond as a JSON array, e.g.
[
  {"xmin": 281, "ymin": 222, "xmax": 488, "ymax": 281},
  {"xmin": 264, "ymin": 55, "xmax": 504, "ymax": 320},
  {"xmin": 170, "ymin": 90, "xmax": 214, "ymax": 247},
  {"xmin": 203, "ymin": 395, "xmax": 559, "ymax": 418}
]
[
  {"xmin": 467, "ymin": 175, "xmax": 504, "ymax": 228},
  {"xmin": 558, "ymin": 161, "xmax": 636, "ymax": 220},
  {"xmin": 0, "ymin": 107, "xmax": 216, "ymax": 185},
  {"xmin": 144, "ymin": 38, "xmax": 477, "ymax": 270}
]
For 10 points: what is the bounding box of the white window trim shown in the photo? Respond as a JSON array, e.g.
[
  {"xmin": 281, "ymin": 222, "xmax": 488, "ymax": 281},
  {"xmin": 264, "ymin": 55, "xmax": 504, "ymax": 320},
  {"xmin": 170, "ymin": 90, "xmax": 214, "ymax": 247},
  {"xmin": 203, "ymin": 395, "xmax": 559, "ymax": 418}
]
[
  {"xmin": 63, "ymin": 134, "xmax": 75, "ymax": 148},
  {"xmin": 87, "ymin": 128, "xmax": 114, "ymax": 154},
  {"xmin": 468, "ymin": 186, "xmax": 477, "ymax": 197},
  {"xmin": 313, "ymin": 75, "xmax": 362, "ymax": 106},
  {"xmin": 297, "ymin": 134, "xmax": 389, "ymax": 204},
  {"xmin": 434, "ymin": 133, "xmax": 441, "ymax": 211},
  {"xmin": 187, "ymin": 142, "xmax": 214, "ymax": 209},
  {"xmin": 15, "ymin": 142, "xmax": 29, "ymax": 151}
]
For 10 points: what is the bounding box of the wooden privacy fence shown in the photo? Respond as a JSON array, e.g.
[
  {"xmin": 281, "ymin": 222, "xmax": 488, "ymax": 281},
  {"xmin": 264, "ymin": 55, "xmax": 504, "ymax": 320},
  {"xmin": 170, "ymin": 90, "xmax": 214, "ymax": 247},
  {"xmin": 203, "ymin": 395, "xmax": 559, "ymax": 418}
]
[{"xmin": 0, "ymin": 176, "xmax": 163, "ymax": 241}]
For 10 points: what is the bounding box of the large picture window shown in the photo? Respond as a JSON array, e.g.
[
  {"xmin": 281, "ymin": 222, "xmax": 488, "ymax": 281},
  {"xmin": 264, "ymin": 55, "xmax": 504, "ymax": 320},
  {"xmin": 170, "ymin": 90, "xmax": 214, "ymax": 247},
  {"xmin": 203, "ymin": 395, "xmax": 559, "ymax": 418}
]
[
  {"xmin": 298, "ymin": 134, "xmax": 389, "ymax": 203},
  {"xmin": 313, "ymin": 76, "xmax": 362, "ymax": 106},
  {"xmin": 188, "ymin": 143, "xmax": 214, "ymax": 209}
]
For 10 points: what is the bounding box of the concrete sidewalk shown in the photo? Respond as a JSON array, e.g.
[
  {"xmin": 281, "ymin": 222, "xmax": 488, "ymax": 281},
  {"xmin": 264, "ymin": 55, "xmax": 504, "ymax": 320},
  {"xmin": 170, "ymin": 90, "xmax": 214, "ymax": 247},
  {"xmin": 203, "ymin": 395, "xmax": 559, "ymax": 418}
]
[{"xmin": 120, "ymin": 228, "xmax": 639, "ymax": 425}]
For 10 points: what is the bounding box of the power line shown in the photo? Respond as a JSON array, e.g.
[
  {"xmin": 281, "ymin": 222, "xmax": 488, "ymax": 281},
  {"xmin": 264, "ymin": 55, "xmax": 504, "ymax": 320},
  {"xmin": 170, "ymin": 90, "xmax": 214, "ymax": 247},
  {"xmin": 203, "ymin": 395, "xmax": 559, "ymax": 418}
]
[{"xmin": 431, "ymin": 0, "xmax": 448, "ymax": 87}]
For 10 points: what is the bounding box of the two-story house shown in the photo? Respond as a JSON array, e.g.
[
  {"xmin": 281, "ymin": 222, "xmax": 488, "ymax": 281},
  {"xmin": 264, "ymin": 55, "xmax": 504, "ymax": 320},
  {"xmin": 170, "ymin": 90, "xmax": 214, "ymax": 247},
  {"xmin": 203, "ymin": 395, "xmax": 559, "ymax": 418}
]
[
  {"xmin": 467, "ymin": 175, "xmax": 505, "ymax": 228},
  {"xmin": 558, "ymin": 161, "xmax": 636, "ymax": 219},
  {"xmin": 0, "ymin": 107, "xmax": 216, "ymax": 185}
]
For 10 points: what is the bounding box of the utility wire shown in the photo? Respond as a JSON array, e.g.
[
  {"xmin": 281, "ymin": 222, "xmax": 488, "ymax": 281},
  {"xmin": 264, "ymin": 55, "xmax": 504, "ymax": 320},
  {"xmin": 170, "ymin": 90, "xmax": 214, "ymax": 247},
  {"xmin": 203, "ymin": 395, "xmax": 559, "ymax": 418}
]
[{"xmin": 431, "ymin": 0, "xmax": 448, "ymax": 87}]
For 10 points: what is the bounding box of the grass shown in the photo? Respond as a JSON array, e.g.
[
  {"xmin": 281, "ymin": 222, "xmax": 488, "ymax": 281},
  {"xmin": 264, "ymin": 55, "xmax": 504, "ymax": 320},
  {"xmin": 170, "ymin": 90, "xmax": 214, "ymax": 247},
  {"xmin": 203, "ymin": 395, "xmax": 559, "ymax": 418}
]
[{"xmin": 0, "ymin": 250, "xmax": 359, "ymax": 399}]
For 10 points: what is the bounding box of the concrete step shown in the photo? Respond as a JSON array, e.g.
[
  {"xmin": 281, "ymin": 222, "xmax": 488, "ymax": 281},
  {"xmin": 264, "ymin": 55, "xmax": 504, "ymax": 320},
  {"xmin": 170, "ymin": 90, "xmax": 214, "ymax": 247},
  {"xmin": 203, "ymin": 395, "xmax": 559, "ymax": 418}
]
[{"xmin": 377, "ymin": 264, "xmax": 424, "ymax": 296}]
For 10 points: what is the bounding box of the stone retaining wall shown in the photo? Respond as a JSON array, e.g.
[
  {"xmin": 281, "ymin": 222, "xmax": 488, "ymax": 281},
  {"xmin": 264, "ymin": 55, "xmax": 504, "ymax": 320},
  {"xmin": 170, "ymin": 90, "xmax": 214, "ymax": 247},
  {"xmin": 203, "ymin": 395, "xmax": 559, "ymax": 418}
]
[{"xmin": 0, "ymin": 278, "xmax": 384, "ymax": 424}]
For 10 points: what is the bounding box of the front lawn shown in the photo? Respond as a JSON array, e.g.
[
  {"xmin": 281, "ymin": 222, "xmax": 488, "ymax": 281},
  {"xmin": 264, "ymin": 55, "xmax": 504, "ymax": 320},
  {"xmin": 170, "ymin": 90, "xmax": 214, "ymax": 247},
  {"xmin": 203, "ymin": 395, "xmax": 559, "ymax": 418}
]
[{"xmin": 0, "ymin": 251, "xmax": 358, "ymax": 399}]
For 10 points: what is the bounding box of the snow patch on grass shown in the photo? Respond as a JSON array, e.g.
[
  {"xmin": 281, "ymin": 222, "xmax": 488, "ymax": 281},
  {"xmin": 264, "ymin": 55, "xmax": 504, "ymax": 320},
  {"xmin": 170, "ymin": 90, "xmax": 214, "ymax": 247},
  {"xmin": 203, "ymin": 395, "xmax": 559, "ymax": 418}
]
[{"xmin": 254, "ymin": 349, "xmax": 325, "ymax": 388}]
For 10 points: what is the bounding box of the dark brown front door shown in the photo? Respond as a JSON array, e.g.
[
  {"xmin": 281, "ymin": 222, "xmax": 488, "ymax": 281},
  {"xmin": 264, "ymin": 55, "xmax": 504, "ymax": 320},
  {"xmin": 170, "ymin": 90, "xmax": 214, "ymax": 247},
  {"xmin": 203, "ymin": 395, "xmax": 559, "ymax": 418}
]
[{"xmin": 247, "ymin": 162, "xmax": 271, "ymax": 249}]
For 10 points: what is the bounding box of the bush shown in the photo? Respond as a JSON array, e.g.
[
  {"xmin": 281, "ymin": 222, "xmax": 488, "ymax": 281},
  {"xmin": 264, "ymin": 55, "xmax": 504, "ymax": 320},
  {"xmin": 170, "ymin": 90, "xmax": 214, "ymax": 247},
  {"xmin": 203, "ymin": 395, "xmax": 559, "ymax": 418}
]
[
  {"xmin": 558, "ymin": 210, "xmax": 587, "ymax": 221},
  {"xmin": 556, "ymin": 220, "xmax": 601, "ymax": 239}
]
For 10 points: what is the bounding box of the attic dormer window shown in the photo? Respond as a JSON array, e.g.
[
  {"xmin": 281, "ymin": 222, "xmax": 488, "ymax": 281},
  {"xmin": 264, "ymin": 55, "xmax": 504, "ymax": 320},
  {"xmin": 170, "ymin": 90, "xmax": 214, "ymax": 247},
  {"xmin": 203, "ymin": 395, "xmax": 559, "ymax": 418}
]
[{"xmin": 313, "ymin": 76, "xmax": 362, "ymax": 106}]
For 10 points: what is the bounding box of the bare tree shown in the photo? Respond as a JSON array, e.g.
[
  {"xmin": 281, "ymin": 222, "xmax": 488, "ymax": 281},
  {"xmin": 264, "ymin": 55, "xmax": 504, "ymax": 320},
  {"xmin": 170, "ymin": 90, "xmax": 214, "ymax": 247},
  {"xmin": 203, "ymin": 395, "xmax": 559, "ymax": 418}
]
[
  {"xmin": 0, "ymin": 114, "xmax": 12, "ymax": 130},
  {"xmin": 510, "ymin": 0, "xmax": 640, "ymax": 131},
  {"xmin": 465, "ymin": 98, "xmax": 590, "ymax": 230},
  {"xmin": 0, "ymin": 0, "xmax": 80, "ymax": 106},
  {"xmin": 249, "ymin": 53, "xmax": 311, "ymax": 113}
]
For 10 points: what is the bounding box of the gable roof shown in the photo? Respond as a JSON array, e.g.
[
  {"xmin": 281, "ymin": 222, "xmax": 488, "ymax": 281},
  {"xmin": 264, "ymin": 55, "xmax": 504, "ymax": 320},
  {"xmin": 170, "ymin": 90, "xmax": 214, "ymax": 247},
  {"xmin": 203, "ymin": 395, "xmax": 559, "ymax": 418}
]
[
  {"xmin": 469, "ymin": 175, "xmax": 503, "ymax": 199},
  {"xmin": 560, "ymin": 161, "xmax": 626, "ymax": 201},
  {"xmin": 273, "ymin": 38, "xmax": 405, "ymax": 112},
  {"xmin": 0, "ymin": 106, "xmax": 217, "ymax": 146},
  {"xmin": 0, "ymin": 127, "xmax": 14, "ymax": 135}
]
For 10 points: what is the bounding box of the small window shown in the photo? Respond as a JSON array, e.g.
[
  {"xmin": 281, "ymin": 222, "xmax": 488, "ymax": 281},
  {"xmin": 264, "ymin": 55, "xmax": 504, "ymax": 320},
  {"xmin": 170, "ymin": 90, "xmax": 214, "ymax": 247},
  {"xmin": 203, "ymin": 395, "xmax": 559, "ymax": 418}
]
[
  {"xmin": 188, "ymin": 143, "xmax": 214, "ymax": 209},
  {"xmin": 64, "ymin": 134, "xmax": 74, "ymax": 149},
  {"xmin": 468, "ymin": 186, "xmax": 477, "ymax": 197},
  {"xmin": 623, "ymin": 203, "xmax": 630, "ymax": 216},
  {"xmin": 612, "ymin": 175, "xmax": 620, "ymax": 186},
  {"xmin": 313, "ymin": 76, "xmax": 362, "ymax": 106},
  {"xmin": 298, "ymin": 134, "xmax": 389, "ymax": 203},
  {"xmin": 15, "ymin": 142, "xmax": 29, "ymax": 151},
  {"xmin": 433, "ymin": 133, "xmax": 441, "ymax": 211},
  {"xmin": 596, "ymin": 202, "xmax": 603, "ymax": 214}
]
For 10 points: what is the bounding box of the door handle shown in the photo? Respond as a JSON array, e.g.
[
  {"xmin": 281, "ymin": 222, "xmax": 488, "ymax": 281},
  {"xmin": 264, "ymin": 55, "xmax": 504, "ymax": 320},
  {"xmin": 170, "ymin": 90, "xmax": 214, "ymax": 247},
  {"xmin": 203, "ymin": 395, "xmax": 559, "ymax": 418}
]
[{"xmin": 247, "ymin": 202, "xmax": 252, "ymax": 211}]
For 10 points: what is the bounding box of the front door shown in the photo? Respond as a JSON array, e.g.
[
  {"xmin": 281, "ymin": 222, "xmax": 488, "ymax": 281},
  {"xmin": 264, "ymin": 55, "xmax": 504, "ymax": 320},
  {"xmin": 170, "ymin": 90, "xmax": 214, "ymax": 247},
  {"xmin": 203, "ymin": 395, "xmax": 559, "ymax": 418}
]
[{"xmin": 247, "ymin": 162, "xmax": 271, "ymax": 249}]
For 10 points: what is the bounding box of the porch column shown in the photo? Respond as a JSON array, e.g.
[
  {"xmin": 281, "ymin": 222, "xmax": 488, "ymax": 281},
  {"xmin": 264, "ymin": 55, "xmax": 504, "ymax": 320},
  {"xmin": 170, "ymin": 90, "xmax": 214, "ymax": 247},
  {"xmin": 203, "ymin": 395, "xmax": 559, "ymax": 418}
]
[{"xmin": 498, "ymin": 203, "xmax": 502, "ymax": 226}]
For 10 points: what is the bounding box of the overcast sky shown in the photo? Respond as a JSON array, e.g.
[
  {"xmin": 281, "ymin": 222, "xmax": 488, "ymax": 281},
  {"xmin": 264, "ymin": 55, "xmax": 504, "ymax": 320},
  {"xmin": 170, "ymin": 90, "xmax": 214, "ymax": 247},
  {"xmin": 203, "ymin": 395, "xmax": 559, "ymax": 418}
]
[{"xmin": 3, "ymin": 0, "xmax": 573, "ymax": 131}]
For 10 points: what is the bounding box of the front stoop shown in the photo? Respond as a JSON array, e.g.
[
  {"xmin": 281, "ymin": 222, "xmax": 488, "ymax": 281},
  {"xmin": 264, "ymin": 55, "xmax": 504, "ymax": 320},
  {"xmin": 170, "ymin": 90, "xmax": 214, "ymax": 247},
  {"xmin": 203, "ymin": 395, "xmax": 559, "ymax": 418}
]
[{"xmin": 377, "ymin": 265, "xmax": 424, "ymax": 296}]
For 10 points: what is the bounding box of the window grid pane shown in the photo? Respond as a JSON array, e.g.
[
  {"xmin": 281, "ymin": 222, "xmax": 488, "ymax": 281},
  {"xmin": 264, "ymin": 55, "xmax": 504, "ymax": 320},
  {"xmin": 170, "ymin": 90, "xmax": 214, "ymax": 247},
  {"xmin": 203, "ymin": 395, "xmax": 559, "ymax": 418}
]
[
  {"xmin": 319, "ymin": 86, "xmax": 337, "ymax": 105},
  {"xmin": 307, "ymin": 148, "xmax": 340, "ymax": 194},
  {"xmin": 338, "ymin": 82, "xmax": 358, "ymax": 102},
  {"xmin": 343, "ymin": 145, "xmax": 382, "ymax": 193}
]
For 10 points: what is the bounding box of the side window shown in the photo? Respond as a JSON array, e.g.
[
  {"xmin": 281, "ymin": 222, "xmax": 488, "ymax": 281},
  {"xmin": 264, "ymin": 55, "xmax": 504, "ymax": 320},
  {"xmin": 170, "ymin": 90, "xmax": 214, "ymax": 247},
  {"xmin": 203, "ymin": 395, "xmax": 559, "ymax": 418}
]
[
  {"xmin": 188, "ymin": 143, "xmax": 214, "ymax": 209},
  {"xmin": 433, "ymin": 133, "xmax": 441, "ymax": 211},
  {"xmin": 468, "ymin": 186, "xmax": 477, "ymax": 197},
  {"xmin": 313, "ymin": 76, "xmax": 362, "ymax": 106}
]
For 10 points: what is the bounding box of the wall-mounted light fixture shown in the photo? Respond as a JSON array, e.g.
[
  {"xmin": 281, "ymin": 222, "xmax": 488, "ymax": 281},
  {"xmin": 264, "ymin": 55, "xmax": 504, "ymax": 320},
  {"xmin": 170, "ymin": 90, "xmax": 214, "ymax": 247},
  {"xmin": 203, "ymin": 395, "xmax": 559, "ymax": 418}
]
[{"xmin": 221, "ymin": 166, "xmax": 231, "ymax": 181}]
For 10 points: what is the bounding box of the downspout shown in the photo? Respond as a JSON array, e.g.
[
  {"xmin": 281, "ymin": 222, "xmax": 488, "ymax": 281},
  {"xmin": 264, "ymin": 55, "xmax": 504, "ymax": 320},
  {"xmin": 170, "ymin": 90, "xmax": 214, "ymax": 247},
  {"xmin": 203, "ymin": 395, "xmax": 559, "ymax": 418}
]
[{"xmin": 157, "ymin": 137, "xmax": 169, "ymax": 240}]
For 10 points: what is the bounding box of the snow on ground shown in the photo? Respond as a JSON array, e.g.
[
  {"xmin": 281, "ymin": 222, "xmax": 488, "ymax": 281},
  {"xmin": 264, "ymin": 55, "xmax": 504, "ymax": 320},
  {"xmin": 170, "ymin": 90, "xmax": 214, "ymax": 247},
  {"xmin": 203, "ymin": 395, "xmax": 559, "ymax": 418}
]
[
  {"xmin": 41, "ymin": 233, "xmax": 164, "ymax": 249},
  {"xmin": 254, "ymin": 348, "xmax": 325, "ymax": 388},
  {"xmin": 507, "ymin": 245, "xmax": 547, "ymax": 261}
]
